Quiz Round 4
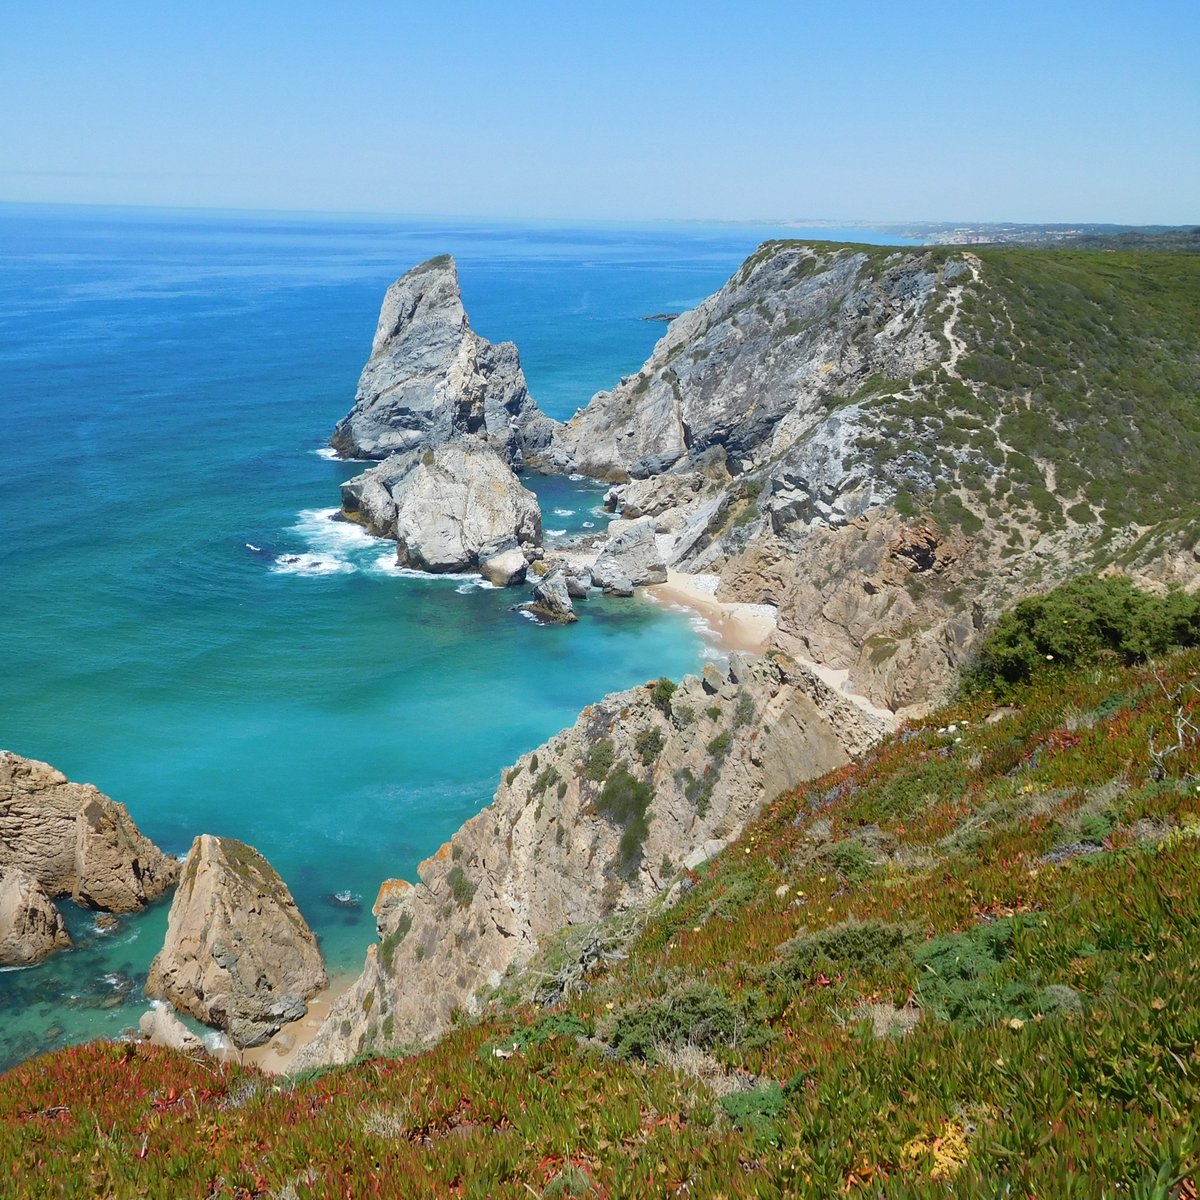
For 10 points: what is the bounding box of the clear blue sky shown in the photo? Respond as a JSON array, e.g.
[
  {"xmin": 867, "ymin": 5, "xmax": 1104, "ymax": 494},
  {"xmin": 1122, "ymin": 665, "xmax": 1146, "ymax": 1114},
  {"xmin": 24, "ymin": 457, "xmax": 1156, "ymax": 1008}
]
[{"xmin": 2, "ymin": 0, "xmax": 1196, "ymax": 223}]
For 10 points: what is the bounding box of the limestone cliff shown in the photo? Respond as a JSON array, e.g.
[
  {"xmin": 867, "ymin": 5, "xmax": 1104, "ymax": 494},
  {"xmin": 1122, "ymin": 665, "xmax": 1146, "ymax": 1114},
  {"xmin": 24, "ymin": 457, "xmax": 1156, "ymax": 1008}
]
[
  {"xmin": 531, "ymin": 242, "xmax": 1200, "ymax": 711},
  {"xmin": 330, "ymin": 255, "xmax": 554, "ymax": 466},
  {"xmin": 293, "ymin": 653, "xmax": 886, "ymax": 1068},
  {"xmin": 0, "ymin": 750, "xmax": 179, "ymax": 913},
  {"xmin": 0, "ymin": 868, "xmax": 71, "ymax": 965},
  {"xmin": 146, "ymin": 835, "xmax": 327, "ymax": 1048}
]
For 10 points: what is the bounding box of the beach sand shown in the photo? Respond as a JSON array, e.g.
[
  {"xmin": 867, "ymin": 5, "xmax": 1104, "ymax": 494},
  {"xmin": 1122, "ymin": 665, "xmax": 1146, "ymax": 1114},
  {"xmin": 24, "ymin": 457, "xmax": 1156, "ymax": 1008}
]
[
  {"xmin": 644, "ymin": 571, "xmax": 778, "ymax": 654},
  {"xmin": 236, "ymin": 973, "xmax": 355, "ymax": 1074}
]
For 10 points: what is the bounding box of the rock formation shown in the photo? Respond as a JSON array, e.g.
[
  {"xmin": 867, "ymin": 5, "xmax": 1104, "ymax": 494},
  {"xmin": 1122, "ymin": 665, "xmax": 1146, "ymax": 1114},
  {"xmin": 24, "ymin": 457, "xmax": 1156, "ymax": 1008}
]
[
  {"xmin": 520, "ymin": 567, "xmax": 577, "ymax": 623},
  {"xmin": 0, "ymin": 868, "xmax": 71, "ymax": 965},
  {"xmin": 591, "ymin": 517, "xmax": 667, "ymax": 590},
  {"xmin": 341, "ymin": 436, "xmax": 542, "ymax": 574},
  {"xmin": 0, "ymin": 751, "xmax": 179, "ymax": 913},
  {"xmin": 330, "ymin": 255, "xmax": 554, "ymax": 466},
  {"xmin": 293, "ymin": 653, "xmax": 887, "ymax": 1068},
  {"xmin": 138, "ymin": 1003, "xmax": 205, "ymax": 1054},
  {"xmin": 146, "ymin": 835, "xmax": 327, "ymax": 1048}
]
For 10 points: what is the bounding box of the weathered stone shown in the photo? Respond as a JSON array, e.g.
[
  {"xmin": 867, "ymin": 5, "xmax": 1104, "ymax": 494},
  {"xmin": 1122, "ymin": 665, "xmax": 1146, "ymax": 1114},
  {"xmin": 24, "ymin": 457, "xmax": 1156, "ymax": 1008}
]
[
  {"xmin": 0, "ymin": 751, "xmax": 179, "ymax": 913},
  {"xmin": 294, "ymin": 656, "xmax": 888, "ymax": 1069},
  {"xmin": 146, "ymin": 835, "xmax": 327, "ymax": 1048},
  {"xmin": 0, "ymin": 868, "xmax": 71, "ymax": 965},
  {"xmin": 520, "ymin": 568, "xmax": 577, "ymax": 624},
  {"xmin": 342, "ymin": 437, "xmax": 542, "ymax": 573},
  {"xmin": 479, "ymin": 546, "xmax": 528, "ymax": 587},
  {"xmin": 564, "ymin": 571, "xmax": 592, "ymax": 599},
  {"xmin": 138, "ymin": 1003, "xmax": 205, "ymax": 1054},
  {"xmin": 330, "ymin": 255, "xmax": 554, "ymax": 465},
  {"xmin": 591, "ymin": 518, "xmax": 667, "ymax": 589}
]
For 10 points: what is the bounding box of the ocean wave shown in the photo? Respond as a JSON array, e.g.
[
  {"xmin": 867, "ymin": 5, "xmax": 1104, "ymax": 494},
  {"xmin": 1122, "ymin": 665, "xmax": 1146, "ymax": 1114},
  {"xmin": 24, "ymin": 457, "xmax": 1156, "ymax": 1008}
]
[
  {"xmin": 552, "ymin": 508, "xmax": 576, "ymax": 517},
  {"xmin": 546, "ymin": 528, "xmax": 567, "ymax": 537},
  {"xmin": 312, "ymin": 447, "xmax": 340, "ymax": 460},
  {"xmin": 568, "ymin": 473, "xmax": 585, "ymax": 481},
  {"xmin": 271, "ymin": 553, "xmax": 356, "ymax": 576},
  {"xmin": 582, "ymin": 521, "xmax": 595, "ymax": 529}
]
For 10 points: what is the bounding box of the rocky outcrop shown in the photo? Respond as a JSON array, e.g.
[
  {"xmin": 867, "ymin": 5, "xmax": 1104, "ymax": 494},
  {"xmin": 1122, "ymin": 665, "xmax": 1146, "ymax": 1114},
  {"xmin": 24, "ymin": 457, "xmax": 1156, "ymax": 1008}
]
[
  {"xmin": 520, "ymin": 568, "xmax": 577, "ymax": 623},
  {"xmin": 0, "ymin": 868, "xmax": 71, "ymax": 965},
  {"xmin": 138, "ymin": 1003, "xmax": 205, "ymax": 1054},
  {"xmin": 330, "ymin": 255, "xmax": 554, "ymax": 466},
  {"xmin": 591, "ymin": 517, "xmax": 667, "ymax": 589},
  {"xmin": 341, "ymin": 436, "xmax": 542, "ymax": 575},
  {"xmin": 293, "ymin": 653, "xmax": 887, "ymax": 1068},
  {"xmin": 146, "ymin": 835, "xmax": 327, "ymax": 1048},
  {"xmin": 0, "ymin": 751, "xmax": 179, "ymax": 913}
]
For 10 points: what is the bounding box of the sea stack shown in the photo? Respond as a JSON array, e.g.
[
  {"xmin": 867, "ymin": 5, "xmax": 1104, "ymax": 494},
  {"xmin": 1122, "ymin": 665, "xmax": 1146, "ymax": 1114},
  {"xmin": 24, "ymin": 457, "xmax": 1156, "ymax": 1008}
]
[{"xmin": 146, "ymin": 835, "xmax": 327, "ymax": 1047}]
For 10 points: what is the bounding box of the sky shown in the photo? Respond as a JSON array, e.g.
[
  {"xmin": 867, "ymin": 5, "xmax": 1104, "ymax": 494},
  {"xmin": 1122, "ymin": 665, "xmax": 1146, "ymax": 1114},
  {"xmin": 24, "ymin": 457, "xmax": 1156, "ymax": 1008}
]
[{"xmin": 1, "ymin": 1, "xmax": 1197, "ymax": 224}]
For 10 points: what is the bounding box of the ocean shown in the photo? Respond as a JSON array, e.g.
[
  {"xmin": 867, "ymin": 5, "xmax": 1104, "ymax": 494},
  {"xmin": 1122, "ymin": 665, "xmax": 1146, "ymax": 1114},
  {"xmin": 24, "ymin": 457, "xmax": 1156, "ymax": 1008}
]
[{"xmin": 0, "ymin": 204, "xmax": 912, "ymax": 1067}]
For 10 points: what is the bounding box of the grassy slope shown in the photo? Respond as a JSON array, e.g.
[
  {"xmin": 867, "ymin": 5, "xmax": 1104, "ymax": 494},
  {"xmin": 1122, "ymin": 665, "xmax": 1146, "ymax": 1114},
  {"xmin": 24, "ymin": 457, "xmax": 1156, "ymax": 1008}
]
[{"xmin": 3, "ymin": 648, "xmax": 1198, "ymax": 1198}]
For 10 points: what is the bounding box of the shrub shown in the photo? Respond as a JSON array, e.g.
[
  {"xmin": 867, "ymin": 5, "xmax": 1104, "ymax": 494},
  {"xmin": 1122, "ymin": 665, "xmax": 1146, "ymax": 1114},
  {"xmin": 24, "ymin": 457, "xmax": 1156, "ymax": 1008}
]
[
  {"xmin": 965, "ymin": 575, "xmax": 1200, "ymax": 696},
  {"xmin": 635, "ymin": 727, "xmax": 665, "ymax": 766},
  {"xmin": 719, "ymin": 1081, "xmax": 785, "ymax": 1145},
  {"xmin": 596, "ymin": 766, "xmax": 654, "ymax": 877},
  {"xmin": 607, "ymin": 983, "xmax": 746, "ymax": 1061},
  {"xmin": 772, "ymin": 919, "xmax": 917, "ymax": 988},
  {"xmin": 581, "ymin": 739, "xmax": 615, "ymax": 783},
  {"xmin": 446, "ymin": 866, "xmax": 476, "ymax": 908},
  {"xmin": 707, "ymin": 730, "xmax": 733, "ymax": 761},
  {"xmin": 650, "ymin": 678, "xmax": 676, "ymax": 714}
]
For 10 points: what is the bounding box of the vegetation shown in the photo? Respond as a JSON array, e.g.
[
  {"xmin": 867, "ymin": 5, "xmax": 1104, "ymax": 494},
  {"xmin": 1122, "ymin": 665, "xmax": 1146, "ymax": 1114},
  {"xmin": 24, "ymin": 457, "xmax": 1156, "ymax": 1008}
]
[
  {"xmin": 3, "ymin": 644, "xmax": 1199, "ymax": 1196},
  {"xmin": 595, "ymin": 766, "xmax": 653, "ymax": 877},
  {"xmin": 965, "ymin": 573, "xmax": 1200, "ymax": 697}
]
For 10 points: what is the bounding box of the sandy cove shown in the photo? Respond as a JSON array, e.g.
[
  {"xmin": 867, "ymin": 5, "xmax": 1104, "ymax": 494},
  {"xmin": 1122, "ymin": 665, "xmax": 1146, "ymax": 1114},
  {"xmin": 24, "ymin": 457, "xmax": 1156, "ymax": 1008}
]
[
  {"xmin": 644, "ymin": 571, "xmax": 897, "ymax": 729},
  {"xmin": 235, "ymin": 973, "xmax": 356, "ymax": 1074}
]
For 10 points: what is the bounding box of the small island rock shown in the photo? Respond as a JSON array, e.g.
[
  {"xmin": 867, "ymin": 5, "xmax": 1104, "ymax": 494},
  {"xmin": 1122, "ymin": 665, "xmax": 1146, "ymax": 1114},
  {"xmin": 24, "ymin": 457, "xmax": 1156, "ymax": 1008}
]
[
  {"xmin": 520, "ymin": 568, "xmax": 578, "ymax": 623},
  {"xmin": 591, "ymin": 517, "xmax": 667, "ymax": 590},
  {"xmin": 146, "ymin": 835, "xmax": 327, "ymax": 1048}
]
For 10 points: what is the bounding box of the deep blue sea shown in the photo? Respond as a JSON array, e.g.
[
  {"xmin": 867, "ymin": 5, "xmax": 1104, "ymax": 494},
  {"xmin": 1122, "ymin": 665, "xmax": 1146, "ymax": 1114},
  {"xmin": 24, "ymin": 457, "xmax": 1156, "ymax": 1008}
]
[{"xmin": 0, "ymin": 204, "xmax": 912, "ymax": 1067}]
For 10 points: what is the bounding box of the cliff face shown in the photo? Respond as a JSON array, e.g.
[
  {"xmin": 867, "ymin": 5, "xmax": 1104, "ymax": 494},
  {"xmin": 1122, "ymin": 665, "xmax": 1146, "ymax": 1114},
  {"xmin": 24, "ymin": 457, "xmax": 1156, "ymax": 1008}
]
[
  {"xmin": 0, "ymin": 750, "xmax": 179, "ymax": 914},
  {"xmin": 533, "ymin": 242, "xmax": 1200, "ymax": 711},
  {"xmin": 330, "ymin": 255, "xmax": 554, "ymax": 466},
  {"xmin": 293, "ymin": 654, "xmax": 887, "ymax": 1068}
]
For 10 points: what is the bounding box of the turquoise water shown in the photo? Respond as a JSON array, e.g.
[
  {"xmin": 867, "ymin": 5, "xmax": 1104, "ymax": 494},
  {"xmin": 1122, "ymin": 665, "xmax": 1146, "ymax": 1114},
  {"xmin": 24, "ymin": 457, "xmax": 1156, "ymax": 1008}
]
[{"xmin": 0, "ymin": 205, "xmax": 911, "ymax": 1067}]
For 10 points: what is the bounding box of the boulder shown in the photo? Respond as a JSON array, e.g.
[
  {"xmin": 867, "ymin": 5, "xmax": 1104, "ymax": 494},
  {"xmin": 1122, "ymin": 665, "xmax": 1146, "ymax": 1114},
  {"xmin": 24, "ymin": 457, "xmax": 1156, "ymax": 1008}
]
[
  {"xmin": 344, "ymin": 437, "xmax": 542, "ymax": 573},
  {"xmin": 600, "ymin": 571, "xmax": 634, "ymax": 597},
  {"xmin": 138, "ymin": 1003, "xmax": 205, "ymax": 1054},
  {"xmin": 565, "ymin": 570, "xmax": 592, "ymax": 599},
  {"xmin": 329, "ymin": 255, "xmax": 555, "ymax": 465},
  {"xmin": 146, "ymin": 835, "xmax": 327, "ymax": 1048},
  {"xmin": 591, "ymin": 517, "xmax": 667, "ymax": 590},
  {"xmin": 0, "ymin": 868, "xmax": 71, "ymax": 965},
  {"xmin": 479, "ymin": 545, "xmax": 529, "ymax": 587},
  {"xmin": 0, "ymin": 751, "xmax": 179, "ymax": 913},
  {"xmin": 520, "ymin": 569, "xmax": 577, "ymax": 624}
]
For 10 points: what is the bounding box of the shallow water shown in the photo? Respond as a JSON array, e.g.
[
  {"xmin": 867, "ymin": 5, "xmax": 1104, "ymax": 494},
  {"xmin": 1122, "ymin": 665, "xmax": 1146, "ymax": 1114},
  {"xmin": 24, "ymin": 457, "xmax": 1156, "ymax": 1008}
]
[{"xmin": 0, "ymin": 205, "xmax": 910, "ymax": 1067}]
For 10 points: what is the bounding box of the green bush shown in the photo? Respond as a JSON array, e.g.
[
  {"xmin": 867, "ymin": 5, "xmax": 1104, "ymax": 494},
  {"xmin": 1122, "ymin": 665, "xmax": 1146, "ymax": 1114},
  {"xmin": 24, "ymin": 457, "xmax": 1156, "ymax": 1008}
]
[
  {"xmin": 581, "ymin": 739, "xmax": 615, "ymax": 783},
  {"xmin": 719, "ymin": 1081, "xmax": 785, "ymax": 1145},
  {"xmin": 650, "ymin": 678, "xmax": 676, "ymax": 715},
  {"xmin": 596, "ymin": 766, "xmax": 654, "ymax": 877},
  {"xmin": 965, "ymin": 574, "xmax": 1200, "ymax": 696},
  {"xmin": 635, "ymin": 727, "xmax": 665, "ymax": 766},
  {"xmin": 607, "ymin": 983, "xmax": 747, "ymax": 1061}
]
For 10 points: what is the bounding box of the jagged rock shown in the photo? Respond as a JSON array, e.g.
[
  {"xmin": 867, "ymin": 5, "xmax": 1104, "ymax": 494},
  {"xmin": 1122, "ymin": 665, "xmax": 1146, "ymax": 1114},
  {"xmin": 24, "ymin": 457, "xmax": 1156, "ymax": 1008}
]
[
  {"xmin": 138, "ymin": 1003, "xmax": 205, "ymax": 1054},
  {"xmin": 592, "ymin": 518, "xmax": 667, "ymax": 590},
  {"xmin": 146, "ymin": 835, "xmax": 327, "ymax": 1048},
  {"xmin": 520, "ymin": 568, "xmax": 577, "ymax": 624},
  {"xmin": 330, "ymin": 255, "xmax": 554, "ymax": 465},
  {"xmin": 0, "ymin": 868, "xmax": 71, "ymax": 965},
  {"xmin": 600, "ymin": 571, "xmax": 634, "ymax": 597},
  {"xmin": 293, "ymin": 654, "xmax": 888, "ymax": 1069},
  {"xmin": 0, "ymin": 751, "xmax": 179, "ymax": 913},
  {"xmin": 343, "ymin": 437, "xmax": 542, "ymax": 572},
  {"xmin": 479, "ymin": 545, "xmax": 529, "ymax": 587},
  {"xmin": 564, "ymin": 571, "xmax": 592, "ymax": 599}
]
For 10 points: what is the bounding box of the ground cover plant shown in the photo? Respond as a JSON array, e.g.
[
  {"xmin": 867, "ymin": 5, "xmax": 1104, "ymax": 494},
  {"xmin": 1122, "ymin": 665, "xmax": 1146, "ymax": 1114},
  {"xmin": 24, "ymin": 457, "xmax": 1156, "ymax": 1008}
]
[{"xmin": 2, "ymin": 646, "xmax": 1198, "ymax": 1196}]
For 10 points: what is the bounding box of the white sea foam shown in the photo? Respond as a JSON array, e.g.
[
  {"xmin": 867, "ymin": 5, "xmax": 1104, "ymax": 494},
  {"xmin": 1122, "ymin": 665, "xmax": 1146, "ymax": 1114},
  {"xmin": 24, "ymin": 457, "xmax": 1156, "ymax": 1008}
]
[
  {"xmin": 552, "ymin": 508, "xmax": 576, "ymax": 517},
  {"xmin": 568, "ymin": 473, "xmax": 585, "ymax": 481},
  {"xmin": 271, "ymin": 553, "xmax": 355, "ymax": 576},
  {"xmin": 582, "ymin": 521, "xmax": 595, "ymax": 529},
  {"xmin": 546, "ymin": 528, "xmax": 567, "ymax": 537},
  {"xmin": 312, "ymin": 447, "xmax": 340, "ymax": 460}
]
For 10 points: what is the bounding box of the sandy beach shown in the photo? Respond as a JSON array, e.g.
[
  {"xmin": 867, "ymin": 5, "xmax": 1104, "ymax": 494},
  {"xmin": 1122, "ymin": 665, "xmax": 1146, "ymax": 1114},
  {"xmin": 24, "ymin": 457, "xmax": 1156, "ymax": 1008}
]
[
  {"xmin": 644, "ymin": 570, "xmax": 778, "ymax": 654},
  {"xmin": 237, "ymin": 973, "xmax": 355, "ymax": 1074}
]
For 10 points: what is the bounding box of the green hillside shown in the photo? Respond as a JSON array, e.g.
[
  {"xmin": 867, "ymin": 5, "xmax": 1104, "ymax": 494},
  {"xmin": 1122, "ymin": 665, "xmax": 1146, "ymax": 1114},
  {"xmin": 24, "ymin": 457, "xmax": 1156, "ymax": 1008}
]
[{"xmin": 4, "ymin": 608, "xmax": 1198, "ymax": 1196}]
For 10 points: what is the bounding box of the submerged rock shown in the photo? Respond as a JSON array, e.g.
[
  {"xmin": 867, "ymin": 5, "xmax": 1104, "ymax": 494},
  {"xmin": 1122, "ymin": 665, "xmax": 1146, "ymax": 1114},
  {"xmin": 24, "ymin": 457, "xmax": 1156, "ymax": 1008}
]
[
  {"xmin": 146, "ymin": 835, "xmax": 327, "ymax": 1048},
  {"xmin": 0, "ymin": 867, "xmax": 71, "ymax": 966},
  {"xmin": 0, "ymin": 751, "xmax": 179, "ymax": 913},
  {"xmin": 330, "ymin": 254, "xmax": 554, "ymax": 465}
]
